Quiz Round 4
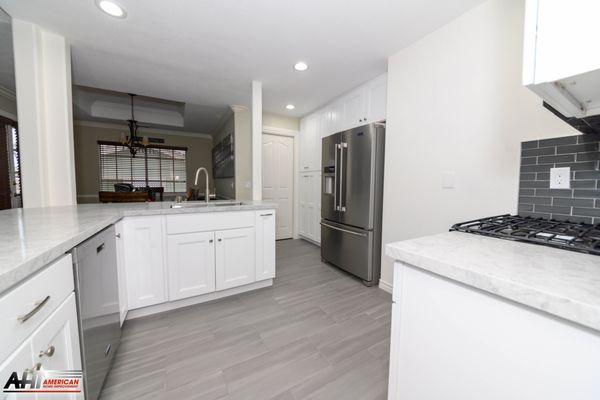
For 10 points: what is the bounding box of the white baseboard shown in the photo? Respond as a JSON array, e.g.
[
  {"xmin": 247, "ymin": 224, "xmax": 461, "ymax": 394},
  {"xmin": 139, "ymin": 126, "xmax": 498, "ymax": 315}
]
[
  {"xmin": 378, "ymin": 279, "xmax": 393, "ymax": 294},
  {"xmin": 299, "ymin": 235, "xmax": 321, "ymax": 247},
  {"xmin": 125, "ymin": 279, "xmax": 273, "ymax": 320}
]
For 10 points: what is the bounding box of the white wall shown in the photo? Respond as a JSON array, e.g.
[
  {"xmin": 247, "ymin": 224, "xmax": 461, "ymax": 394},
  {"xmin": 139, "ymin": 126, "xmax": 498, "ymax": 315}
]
[
  {"xmin": 234, "ymin": 106, "xmax": 252, "ymax": 200},
  {"xmin": 12, "ymin": 19, "xmax": 76, "ymax": 208},
  {"xmin": 380, "ymin": 0, "xmax": 578, "ymax": 287}
]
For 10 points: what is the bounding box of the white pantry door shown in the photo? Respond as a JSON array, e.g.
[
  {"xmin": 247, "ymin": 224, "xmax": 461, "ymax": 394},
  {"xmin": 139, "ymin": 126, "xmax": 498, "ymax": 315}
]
[{"xmin": 262, "ymin": 134, "xmax": 294, "ymax": 239}]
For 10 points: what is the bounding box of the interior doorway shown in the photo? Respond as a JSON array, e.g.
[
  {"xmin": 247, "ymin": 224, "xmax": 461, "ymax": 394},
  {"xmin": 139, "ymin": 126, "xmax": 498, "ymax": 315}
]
[{"xmin": 262, "ymin": 133, "xmax": 294, "ymax": 239}]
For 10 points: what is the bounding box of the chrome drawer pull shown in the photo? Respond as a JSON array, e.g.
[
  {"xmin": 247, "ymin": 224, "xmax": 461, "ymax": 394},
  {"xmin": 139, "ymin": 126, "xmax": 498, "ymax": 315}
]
[
  {"xmin": 17, "ymin": 295, "xmax": 50, "ymax": 323},
  {"xmin": 96, "ymin": 243, "xmax": 105, "ymax": 253},
  {"xmin": 39, "ymin": 345, "xmax": 55, "ymax": 358},
  {"xmin": 260, "ymin": 213, "xmax": 273, "ymax": 216}
]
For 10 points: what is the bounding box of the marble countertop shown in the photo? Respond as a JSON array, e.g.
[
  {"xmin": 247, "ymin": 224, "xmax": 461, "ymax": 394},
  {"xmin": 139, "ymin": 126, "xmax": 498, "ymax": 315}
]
[
  {"xmin": 0, "ymin": 201, "xmax": 276, "ymax": 295},
  {"xmin": 386, "ymin": 232, "xmax": 600, "ymax": 332}
]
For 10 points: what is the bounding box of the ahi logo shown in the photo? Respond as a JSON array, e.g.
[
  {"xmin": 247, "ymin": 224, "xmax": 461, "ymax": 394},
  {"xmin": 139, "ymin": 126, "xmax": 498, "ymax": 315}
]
[{"xmin": 3, "ymin": 368, "xmax": 82, "ymax": 394}]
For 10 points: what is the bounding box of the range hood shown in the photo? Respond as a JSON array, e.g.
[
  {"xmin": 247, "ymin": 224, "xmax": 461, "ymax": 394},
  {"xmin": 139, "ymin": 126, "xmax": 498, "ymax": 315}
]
[{"xmin": 543, "ymin": 102, "xmax": 600, "ymax": 135}]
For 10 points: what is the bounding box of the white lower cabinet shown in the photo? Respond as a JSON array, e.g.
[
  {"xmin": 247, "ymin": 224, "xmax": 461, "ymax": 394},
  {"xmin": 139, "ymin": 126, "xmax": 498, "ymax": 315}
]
[
  {"xmin": 30, "ymin": 294, "xmax": 81, "ymax": 376},
  {"xmin": 299, "ymin": 172, "xmax": 321, "ymax": 244},
  {"xmin": 255, "ymin": 211, "xmax": 276, "ymax": 281},
  {"xmin": 119, "ymin": 209, "xmax": 275, "ymax": 315},
  {"xmin": 0, "ymin": 294, "xmax": 82, "ymax": 399},
  {"xmin": 168, "ymin": 231, "xmax": 216, "ymax": 300},
  {"xmin": 123, "ymin": 216, "xmax": 166, "ymax": 310},
  {"xmin": 215, "ymin": 228, "xmax": 255, "ymax": 290},
  {"xmin": 115, "ymin": 221, "xmax": 128, "ymax": 326}
]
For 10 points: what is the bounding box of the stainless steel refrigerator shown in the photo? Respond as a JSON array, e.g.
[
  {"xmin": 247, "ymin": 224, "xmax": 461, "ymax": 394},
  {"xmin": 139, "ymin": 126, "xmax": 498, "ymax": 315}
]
[{"xmin": 321, "ymin": 122, "xmax": 385, "ymax": 286}]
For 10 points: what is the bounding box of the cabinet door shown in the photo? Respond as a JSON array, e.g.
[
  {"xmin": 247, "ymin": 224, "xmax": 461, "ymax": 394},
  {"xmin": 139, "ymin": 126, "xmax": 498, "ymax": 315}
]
[
  {"xmin": 0, "ymin": 340, "xmax": 34, "ymax": 398},
  {"xmin": 532, "ymin": 0, "xmax": 600, "ymax": 84},
  {"xmin": 115, "ymin": 221, "xmax": 128, "ymax": 326},
  {"xmin": 167, "ymin": 232, "xmax": 216, "ymax": 300},
  {"xmin": 215, "ymin": 228, "xmax": 255, "ymax": 290},
  {"xmin": 342, "ymin": 89, "xmax": 366, "ymax": 129},
  {"xmin": 300, "ymin": 114, "xmax": 319, "ymax": 171},
  {"xmin": 30, "ymin": 294, "xmax": 83, "ymax": 399},
  {"xmin": 123, "ymin": 216, "xmax": 166, "ymax": 309},
  {"xmin": 364, "ymin": 74, "xmax": 387, "ymax": 124},
  {"xmin": 255, "ymin": 211, "xmax": 276, "ymax": 281}
]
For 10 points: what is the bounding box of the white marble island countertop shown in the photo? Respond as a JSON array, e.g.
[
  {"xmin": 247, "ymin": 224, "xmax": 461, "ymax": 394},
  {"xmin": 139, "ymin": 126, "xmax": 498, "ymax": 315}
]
[
  {"xmin": 386, "ymin": 232, "xmax": 600, "ymax": 332},
  {"xmin": 0, "ymin": 201, "xmax": 276, "ymax": 294}
]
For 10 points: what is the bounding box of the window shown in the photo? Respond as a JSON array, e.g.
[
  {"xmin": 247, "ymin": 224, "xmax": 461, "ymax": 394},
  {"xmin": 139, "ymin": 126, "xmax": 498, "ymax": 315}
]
[{"xmin": 98, "ymin": 141, "xmax": 187, "ymax": 193}]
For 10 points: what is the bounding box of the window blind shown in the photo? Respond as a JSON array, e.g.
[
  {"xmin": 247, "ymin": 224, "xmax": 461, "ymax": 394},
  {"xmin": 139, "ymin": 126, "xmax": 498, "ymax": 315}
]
[{"xmin": 98, "ymin": 142, "xmax": 187, "ymax": 193}]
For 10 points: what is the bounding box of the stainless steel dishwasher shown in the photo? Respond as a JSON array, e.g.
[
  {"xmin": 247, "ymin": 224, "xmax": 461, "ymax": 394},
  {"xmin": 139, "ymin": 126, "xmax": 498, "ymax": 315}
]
[{"xmin": 71, "ymin": 225, "xmax": 121, "ymax": 400}]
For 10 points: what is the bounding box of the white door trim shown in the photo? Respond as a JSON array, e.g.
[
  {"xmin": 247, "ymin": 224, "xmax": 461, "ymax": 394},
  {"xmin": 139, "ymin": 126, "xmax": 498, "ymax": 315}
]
[{"xmin": 263, "ymin": 126, "xmax": 299, "ymax": 239}]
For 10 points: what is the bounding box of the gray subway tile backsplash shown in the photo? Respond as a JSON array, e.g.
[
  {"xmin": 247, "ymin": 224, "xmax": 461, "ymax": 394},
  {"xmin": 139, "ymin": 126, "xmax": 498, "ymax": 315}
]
[{"xmin": 518, "ymin": 134, "xmax": 600, "ymax": 224}]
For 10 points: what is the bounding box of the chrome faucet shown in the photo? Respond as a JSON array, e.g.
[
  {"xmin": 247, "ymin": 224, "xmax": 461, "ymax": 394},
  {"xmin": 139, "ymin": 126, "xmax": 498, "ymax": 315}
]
[{"xmin": 194, "ymin": 167, "xmax": 211, "ymax": 204}]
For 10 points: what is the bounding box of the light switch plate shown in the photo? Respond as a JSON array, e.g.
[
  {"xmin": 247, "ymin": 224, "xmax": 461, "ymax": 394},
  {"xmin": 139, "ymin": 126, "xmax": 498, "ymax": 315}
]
[
  {"xmin": 550, "ymin": 167, "xmax": 570, "ymax": 189},
  {"xmin": 442, "ymin": 171, "xmax": 455, "ymax": 189}
]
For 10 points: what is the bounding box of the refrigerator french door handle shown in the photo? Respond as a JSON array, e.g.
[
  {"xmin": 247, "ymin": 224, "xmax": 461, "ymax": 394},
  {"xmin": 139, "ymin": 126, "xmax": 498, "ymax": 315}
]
[
  {"xmin": 340, "ymin": 142, "xmax": 348, "ymax": 212},
  {"xmin": 334, "ymin": 144, "xmax": 339, "ymax": 211}
]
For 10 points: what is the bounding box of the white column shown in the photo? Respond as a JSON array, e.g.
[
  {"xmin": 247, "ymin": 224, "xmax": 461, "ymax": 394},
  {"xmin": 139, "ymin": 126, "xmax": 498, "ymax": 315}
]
[
  {"xmin": 12, "ymin": 19, "xmax": 76, "ymax": 208},
  {"xmin": 251, "ymin": 81, "xmax": 262, "ymax": 201}
]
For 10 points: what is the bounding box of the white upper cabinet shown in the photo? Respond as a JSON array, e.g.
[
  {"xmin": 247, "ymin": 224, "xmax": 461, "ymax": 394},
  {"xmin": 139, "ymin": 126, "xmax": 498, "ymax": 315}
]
[
  {"xmin": 364, "ymin": 74, "xmax": 388, "ymax": 124},
  {"xmin": 299, "ymin": 113, "xmax": 320, "ymax": 172},
  {"xmin": 523, "ymin": 0, "xmax": 600, "ymax": 117},
  {"xmin": 342, "ymin": 89, "xmax": 366, "ymax": 129}
]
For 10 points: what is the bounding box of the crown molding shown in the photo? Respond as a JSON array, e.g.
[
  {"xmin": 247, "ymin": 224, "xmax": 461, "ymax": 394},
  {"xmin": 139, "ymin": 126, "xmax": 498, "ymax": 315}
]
[
  {"xmin": 230, "ymin": 105, "xmax": 248, "ymax": 113},
  {"xmin": 73, "ymin": 120, "xmax": 214, "ymax": 140},
  {"xmin": 263, "ymin": 126, "xmax": 298, "ymax": 137},
  {"xmin": 0, "ymin": 84, "xmax": 16, "ymax": 101}
]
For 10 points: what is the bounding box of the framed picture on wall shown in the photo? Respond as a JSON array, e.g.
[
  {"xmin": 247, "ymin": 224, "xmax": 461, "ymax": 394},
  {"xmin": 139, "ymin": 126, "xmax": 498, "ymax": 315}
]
[{"xmin": 212, "ymin": 132, "xmax": 234, "ymax": 178}]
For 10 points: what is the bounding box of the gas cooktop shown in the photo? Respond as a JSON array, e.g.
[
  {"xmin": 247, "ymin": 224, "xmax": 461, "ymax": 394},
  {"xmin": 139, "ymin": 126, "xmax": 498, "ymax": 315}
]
[{"xmin": 451, "ymin": 214, "xmax": 600, "ymax": 256}]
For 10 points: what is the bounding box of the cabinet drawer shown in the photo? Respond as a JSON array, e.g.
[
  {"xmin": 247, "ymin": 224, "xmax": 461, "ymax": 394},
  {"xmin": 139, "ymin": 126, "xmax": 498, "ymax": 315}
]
[
  {"xmin": 166, "ymin": 211, "xmax": 255, "ymax": 235},
  {"xmin": 0, "ymin": 254, "xmax": 74, "ymax": 361}
]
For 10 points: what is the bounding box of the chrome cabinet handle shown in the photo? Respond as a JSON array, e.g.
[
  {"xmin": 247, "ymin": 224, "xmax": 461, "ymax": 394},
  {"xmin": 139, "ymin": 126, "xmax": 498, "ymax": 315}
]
[
  {"xmin": 96, "ymin": 243, "xmax": 105, "ymax": 253},
  {"xmin": 115, "ymin": 233, "xmax": 121, "ymax": 238},
  {"xmin": 209, "ymin": 239, "xmax": 214, "ymax": 243},
  {"xmin": 218, "ymin": 238, "xmax": 222, "ymax": 242},
  {"xmin": 39, "ymin": 345, "xmax": 55, "ymax": 358},
  {"xmin": 260, "ymin": 213, "xmax": 273, "ymax": 216},
  {"xmin": 105, "ymin": 344, "xmax": 112, "ymax": 357},
  {"xmin": 18, "ymin": 296, "xmax": 50, "ymax": 323}
]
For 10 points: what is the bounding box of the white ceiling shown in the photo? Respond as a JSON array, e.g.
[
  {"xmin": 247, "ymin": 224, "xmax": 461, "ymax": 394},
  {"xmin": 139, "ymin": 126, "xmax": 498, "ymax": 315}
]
[
  {"xmin": 0, "ymin": 0, "xmax": 485, "ymax": 117},
  {"xmin": 73, "ymin": 86, "xmax": 229, "ymax": 134}
]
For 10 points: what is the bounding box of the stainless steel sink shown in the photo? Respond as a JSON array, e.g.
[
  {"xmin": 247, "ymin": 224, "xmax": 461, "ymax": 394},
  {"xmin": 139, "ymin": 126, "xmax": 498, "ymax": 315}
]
[{"xmin": 170, "ymin": 200, "xmax": 243, "ymax": 209}]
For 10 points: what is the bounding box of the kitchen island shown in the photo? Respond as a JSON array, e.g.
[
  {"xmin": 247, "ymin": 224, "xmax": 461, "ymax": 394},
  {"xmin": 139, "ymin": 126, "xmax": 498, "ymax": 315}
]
[
  {"xmin": 385, "ymin": 232, "xmax": 600, "ymax": 400},
  {"xmin": 0, "ymin": 200, "xmax": 275, "ymax": 295}
]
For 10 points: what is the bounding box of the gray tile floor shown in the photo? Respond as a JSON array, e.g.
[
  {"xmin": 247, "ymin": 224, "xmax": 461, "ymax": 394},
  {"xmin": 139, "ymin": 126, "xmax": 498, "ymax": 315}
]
[{"xmin": 100, "ymin": 239, "xmax": 391, "ymax": 400}]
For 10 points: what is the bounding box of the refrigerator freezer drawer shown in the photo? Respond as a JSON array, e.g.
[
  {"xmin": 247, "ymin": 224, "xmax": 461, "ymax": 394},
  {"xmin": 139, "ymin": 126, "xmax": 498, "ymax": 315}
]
[{"xmin": 320, "ymin": 220, "xmax": 374, "ymax": 283}]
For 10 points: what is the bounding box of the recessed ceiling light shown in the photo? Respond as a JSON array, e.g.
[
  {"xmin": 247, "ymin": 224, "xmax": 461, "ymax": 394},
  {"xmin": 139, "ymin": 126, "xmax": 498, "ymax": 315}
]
[
  {"xmin": 97, "ymin": 0, "xmax": 126, "ymax": 18},
  {"xmin": 285, "ymin": 104, "xmax": 296, "ymax": 110},
  {"xmin": 294, "ymin": 62, "xmax": 308, "ymax": 72}
]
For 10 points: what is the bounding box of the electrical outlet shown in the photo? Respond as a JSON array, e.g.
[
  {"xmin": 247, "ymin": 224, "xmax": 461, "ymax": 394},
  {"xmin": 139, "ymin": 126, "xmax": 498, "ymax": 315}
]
[{"xmin": 550, "ymin": 167, "xmax": 570, "ymax": 189}]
